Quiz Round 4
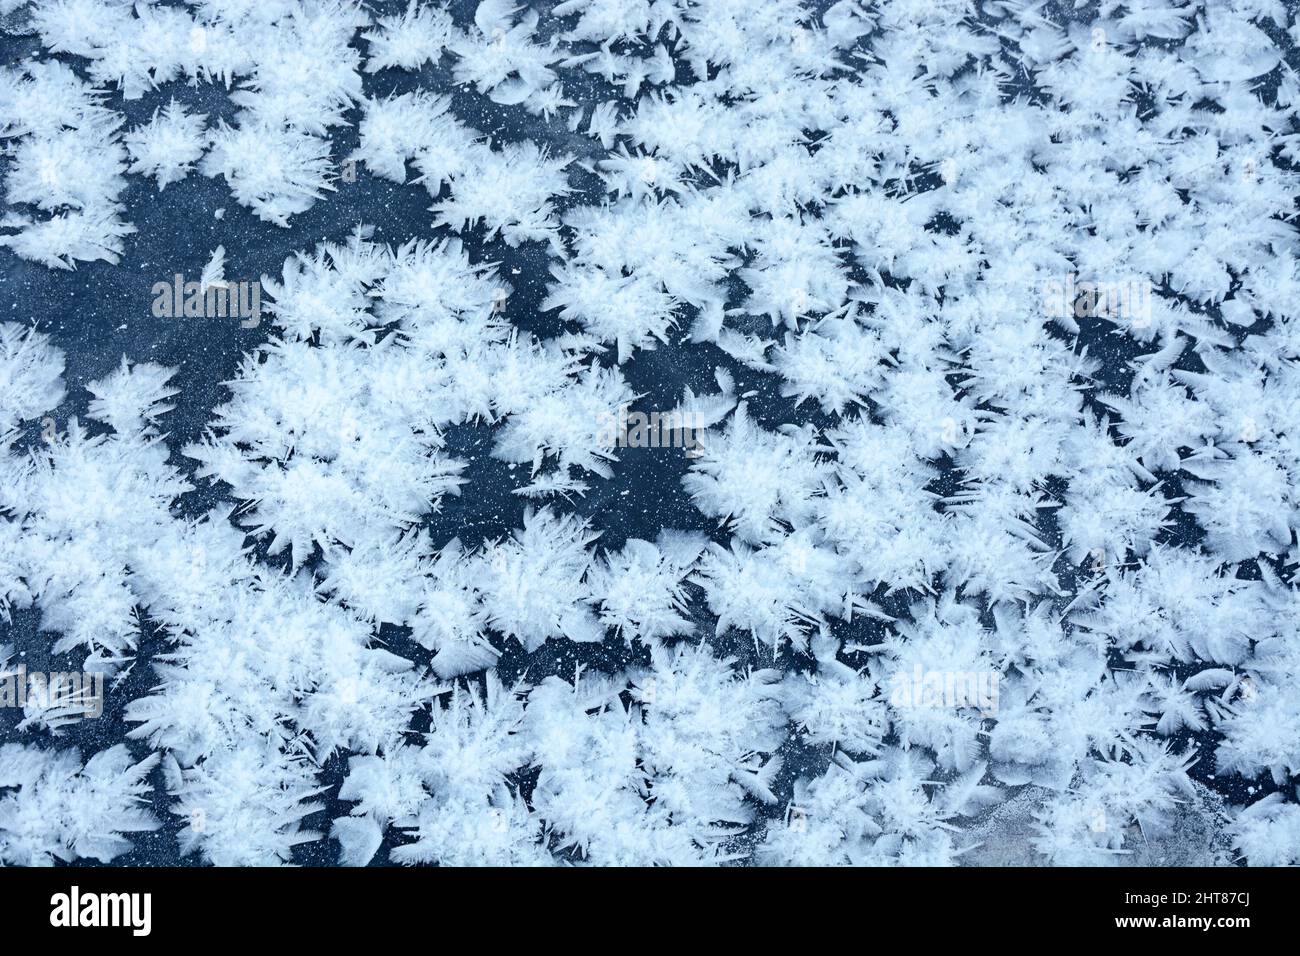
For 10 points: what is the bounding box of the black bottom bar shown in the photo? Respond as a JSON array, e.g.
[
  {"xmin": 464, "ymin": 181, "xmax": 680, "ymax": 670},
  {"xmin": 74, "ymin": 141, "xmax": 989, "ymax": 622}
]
[{"xmin": 0, "ymin": 866, "xmax": 1279, "ymax": 942}]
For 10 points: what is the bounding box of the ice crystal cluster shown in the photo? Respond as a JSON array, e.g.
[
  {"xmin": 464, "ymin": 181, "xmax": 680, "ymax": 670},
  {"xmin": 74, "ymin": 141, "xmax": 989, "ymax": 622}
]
[{"xmin": 1, "ymin": 0, "xmax": 1299, "ymax": 867}]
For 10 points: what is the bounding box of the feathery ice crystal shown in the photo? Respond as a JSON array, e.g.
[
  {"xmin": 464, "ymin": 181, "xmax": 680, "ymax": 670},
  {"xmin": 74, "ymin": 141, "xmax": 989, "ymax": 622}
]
[{"xmin": 1, "ymin": 0, "xmax": 1299, "ymax": 867}]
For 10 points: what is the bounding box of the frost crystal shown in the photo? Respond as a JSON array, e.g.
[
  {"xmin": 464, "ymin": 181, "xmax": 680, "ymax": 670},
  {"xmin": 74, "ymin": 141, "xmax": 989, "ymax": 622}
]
[{"xmin": 1, "ymin": 0, "xmax": 1298, "ymax": 870}]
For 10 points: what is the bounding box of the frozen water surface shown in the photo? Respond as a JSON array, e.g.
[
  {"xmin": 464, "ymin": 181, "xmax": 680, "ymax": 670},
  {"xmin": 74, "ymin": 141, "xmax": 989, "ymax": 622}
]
[{"xmin": 0, "ymin": 0, "xmax": 1298, "ymax": 866}]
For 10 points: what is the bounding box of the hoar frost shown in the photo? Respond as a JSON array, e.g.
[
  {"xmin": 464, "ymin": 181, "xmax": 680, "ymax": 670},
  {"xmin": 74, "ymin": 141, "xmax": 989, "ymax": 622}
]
[{"xmin": 0, "ymin": 0, "xmax": 1298, "ymax": 867}]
